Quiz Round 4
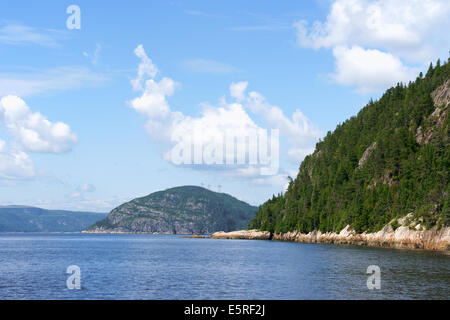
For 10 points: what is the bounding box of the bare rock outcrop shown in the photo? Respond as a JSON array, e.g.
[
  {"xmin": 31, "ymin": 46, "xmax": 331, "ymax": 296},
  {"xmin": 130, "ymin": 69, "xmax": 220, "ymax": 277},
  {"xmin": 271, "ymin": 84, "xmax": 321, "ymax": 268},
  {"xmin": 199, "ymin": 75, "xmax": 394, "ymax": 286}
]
[
  {"xmin": 211, "ymin": 229, "xmax": 271, "ymax": 240},
  {"xmin": 416, "ymin": 79, "xmax": 449, "ymax": 145},
  {"xmin": 358, "ymin": 142, "xmax": 376, "ymax": 168},
  {"xmin": 431, "ymin": 79, "xmax": 450, "ymax": 108}
]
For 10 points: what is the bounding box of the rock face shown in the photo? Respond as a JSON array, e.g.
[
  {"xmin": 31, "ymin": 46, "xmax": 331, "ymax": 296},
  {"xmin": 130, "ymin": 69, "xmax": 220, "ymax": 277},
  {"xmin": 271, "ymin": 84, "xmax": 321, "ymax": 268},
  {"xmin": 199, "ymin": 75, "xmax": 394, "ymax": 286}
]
[
  {"xmin": 416, "ymin": 79, "xmax": 449, "ymax": 145},
  {"xmin": 431, "ymin": 78, "xmax": 450, "ymax": 108},
  {"xmin": 84, "ymin": 186, "xmax": 257, "ymax": 234},
  {"xmin": 358, "ymin": 142, "xmax": 376, "ymax": 168}
]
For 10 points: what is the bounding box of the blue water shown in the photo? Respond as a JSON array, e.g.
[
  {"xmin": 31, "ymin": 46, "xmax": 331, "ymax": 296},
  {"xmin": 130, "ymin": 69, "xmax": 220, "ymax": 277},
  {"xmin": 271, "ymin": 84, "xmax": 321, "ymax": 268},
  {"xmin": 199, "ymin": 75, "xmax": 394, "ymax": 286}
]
[{"xmin": 0, "ymin": 233, "xmax": 448, "ymax": 299}]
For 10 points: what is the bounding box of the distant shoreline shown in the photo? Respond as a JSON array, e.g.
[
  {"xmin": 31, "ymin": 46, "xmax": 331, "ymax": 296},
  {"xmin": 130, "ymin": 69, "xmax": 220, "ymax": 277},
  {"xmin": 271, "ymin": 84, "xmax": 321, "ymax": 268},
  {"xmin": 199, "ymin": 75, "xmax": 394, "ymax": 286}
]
[{"xmin": 81, "ymin": 229, "xmax": 210, "ymax": 235}]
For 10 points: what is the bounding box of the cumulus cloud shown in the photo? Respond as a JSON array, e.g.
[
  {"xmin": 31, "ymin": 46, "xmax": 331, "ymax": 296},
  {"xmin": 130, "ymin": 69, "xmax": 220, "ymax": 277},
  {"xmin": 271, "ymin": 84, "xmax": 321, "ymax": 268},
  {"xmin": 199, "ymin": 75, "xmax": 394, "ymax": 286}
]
[
  {"xmin": 295, "ymin": 0, "xmax": 450, "ymax": 93},
  {"xmin": 245, "ymin": 89, "xmax": 321, "ymax": 160},
  {"xmin": 0, "ymin": 95, "xmax": 77, "ymax": 153},
  {"xmin": 129, "ymin": 77, "xmax": 176, "ymax": 119},
  {"xmin": 230, "ymin": 81, "xmax": 248, "ymax": 101},
  {"xmin": 0, "ymin": 95, "xmax": 77, "ymax": 179},
  {"xmin": 166, "ymin": 101, "xmax": 263, "ymax": 166},
  {"xmin": 128, "ymin": 45, "xmax": 321, "ymax": 187},
  {"xmin": 332, "ymin": 46, "xmax": 420, "ymax": 93},
  {"xmin": 131, "ymin": 44, "xmax": 159, "ymax": 91}
]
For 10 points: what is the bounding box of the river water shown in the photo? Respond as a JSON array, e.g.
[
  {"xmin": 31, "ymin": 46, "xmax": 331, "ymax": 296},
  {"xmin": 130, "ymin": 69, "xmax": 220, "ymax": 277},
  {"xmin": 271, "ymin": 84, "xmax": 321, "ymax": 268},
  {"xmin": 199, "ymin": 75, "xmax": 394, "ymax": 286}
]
[{"xmin": 0, "ymin": 233, "xmax": 448, "ymax": 299}]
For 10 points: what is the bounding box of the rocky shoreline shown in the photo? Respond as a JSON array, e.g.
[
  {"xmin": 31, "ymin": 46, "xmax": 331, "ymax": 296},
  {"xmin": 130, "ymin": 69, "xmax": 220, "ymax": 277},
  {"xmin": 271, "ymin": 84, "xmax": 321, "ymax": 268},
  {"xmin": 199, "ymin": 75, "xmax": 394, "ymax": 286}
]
[
  {"xmin": 210, "ymin": 229, "xmax": 271, "ymax": 240},
  {"xmin": 211, "ymin": 216, "xmax": 450, "ymax": 251},
  {"xmin": 83, "ymin": 216, "xmax": 450, "ymax": 251},
  {"xmin": 271, "ymin": 225, "xmax": 450, "ymax": 251}
]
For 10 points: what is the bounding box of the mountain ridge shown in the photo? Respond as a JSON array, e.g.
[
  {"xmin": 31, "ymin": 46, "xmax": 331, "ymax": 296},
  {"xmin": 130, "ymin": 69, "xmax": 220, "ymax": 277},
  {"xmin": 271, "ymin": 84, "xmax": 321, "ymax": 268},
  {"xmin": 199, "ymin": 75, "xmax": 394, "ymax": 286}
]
[{"xmin": 0, "ymin": 206, "xmax": 107, "ymax": 232}]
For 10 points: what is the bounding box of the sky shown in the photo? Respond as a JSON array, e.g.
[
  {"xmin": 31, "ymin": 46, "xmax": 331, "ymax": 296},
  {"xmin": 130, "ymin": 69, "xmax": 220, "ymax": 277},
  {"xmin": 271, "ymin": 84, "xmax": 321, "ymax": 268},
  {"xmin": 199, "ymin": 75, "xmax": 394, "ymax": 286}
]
[{"xmin": 0, "ymin": 0, "xmax": 449, "ymax": 212}]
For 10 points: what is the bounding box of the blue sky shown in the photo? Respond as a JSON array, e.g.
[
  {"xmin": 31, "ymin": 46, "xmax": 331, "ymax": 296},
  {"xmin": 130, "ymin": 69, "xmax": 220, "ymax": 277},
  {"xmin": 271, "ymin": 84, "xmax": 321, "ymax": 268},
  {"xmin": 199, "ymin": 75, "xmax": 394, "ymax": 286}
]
[{"xmin": 0, "ymin": 0, "xmax": 449, "ymax": 211}]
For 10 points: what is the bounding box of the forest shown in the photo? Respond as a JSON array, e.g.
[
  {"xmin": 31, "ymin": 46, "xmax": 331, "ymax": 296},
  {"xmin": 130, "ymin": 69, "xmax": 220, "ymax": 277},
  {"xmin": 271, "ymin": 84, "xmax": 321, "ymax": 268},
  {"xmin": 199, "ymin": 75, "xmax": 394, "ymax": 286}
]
[{"xmin": 249, "ymin": 58, "xmax": 450, "ymax": 234}]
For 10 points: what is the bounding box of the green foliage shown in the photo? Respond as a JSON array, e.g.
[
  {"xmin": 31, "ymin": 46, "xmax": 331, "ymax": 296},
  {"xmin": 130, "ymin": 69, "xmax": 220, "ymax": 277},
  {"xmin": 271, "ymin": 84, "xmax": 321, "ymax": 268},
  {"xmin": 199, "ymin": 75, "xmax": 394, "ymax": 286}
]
[{"xmin": 250, "ymin": 59, "xmax": 450, "ymax": 234}]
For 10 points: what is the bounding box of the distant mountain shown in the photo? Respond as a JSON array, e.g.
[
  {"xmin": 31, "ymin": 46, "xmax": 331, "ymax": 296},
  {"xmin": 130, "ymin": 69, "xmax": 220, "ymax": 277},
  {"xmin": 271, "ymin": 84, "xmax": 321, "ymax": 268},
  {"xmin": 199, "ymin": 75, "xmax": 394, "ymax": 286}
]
[
  {"xmin": 250, "ymin": 59, "xmax": 449, "ymax": 234},
  {"xmin": 0, "ymin": 206, "xmax": 107, "ymax": 232},
  {"xmin": 85, "ymin": 186, "xmax": 258, "ymax": 234}
]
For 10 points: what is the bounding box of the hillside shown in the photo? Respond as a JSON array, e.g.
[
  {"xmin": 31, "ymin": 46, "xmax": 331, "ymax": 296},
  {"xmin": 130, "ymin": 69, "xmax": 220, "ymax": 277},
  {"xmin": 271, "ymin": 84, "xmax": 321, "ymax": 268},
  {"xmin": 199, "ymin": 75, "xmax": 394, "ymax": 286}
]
[
  {"xmin": 85, "ymin": 186, "xmax": 258, "ymax": 234},
  {"xmin": 249, "ymin": 59, "xmax": 449, "ymax": 235},
  {"xmin": 0, "ymin": 206, "xmax": 107, "ymax": 232}
]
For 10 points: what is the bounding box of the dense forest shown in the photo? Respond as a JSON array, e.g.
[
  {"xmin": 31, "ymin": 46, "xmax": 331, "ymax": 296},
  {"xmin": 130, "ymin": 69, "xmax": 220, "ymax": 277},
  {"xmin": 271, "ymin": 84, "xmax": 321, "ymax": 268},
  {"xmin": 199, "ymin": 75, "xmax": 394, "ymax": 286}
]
[{"xmin": 249, "ymin": 58, "xmax": 450, "ymax": 234}]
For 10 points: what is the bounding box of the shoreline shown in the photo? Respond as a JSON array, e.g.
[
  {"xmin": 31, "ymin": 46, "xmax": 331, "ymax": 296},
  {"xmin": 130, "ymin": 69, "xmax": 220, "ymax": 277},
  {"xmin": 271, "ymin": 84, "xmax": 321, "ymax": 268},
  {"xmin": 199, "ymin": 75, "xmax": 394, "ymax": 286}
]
[
  {"xmin": 82, "ymin": 215, "xmax": 450, "ymax": 252},
  {"xmin": 211, "ymin": 224, "xmax": 450, "ymax": 252}
]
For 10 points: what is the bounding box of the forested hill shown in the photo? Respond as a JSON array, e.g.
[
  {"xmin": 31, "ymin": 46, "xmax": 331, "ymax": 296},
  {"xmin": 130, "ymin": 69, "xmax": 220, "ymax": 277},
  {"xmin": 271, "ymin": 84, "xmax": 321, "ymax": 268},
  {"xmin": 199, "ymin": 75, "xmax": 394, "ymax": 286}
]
[
  {"xmin": 85, "ymin": 186, "xmax": 257, "ymax": 234},
  {"xmin": 249, "ymin": 59, "xmax": 450, "ymax": 234}
]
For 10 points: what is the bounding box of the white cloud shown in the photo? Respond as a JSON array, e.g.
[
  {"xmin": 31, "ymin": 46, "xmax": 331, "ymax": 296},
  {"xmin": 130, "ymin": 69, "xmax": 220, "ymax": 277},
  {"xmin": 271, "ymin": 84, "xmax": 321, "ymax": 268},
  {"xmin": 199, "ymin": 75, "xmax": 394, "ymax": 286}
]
[
  {"xmin": 129, "ymin": 77, "xmax": 177, "ymax": 119},
  {"xmin": 230, "ymin": 81, "xmax": 248, "ymax": 101},
  {"xmin": 0, "ymin": 23, "xmax": 66, "ymax": 47},
  {"xmin": 245, "ymin": 89, "xmax": 321, "ymax": 162},
  {"xmin": 129, "ymin": 45, "xmax": 321, "ymax": 187},
  {"xmin": 182, "ymin": 59, "xmax": 240, "ymax": 75},
  {"xmin": 332, "ymin": 46, "xmax": 420, "ymax": 93},
  {"xmin": 0, "ymin": 148, "xmax": 35, "ymax": 180},
  {"xmin": 165, "ymin": 101, "xmax": 263, "ymax": 166},
  {"xmin": 0, "ymin": 95, "xmax": 77, "ymax": 153},
  {"xmin": 0, "ymin": 66, "xmax": 107, "ymax": 97},
  {"xmin": 295, "ymin": 0, "xmax": 450, "ymax": 93},
  {"xmin": 131, "ymin": 44, "xmax": 159, "ymax": 91},
  {"xmin": 0, "ymin": 96, "xmax": 77, "ymax": 180}
]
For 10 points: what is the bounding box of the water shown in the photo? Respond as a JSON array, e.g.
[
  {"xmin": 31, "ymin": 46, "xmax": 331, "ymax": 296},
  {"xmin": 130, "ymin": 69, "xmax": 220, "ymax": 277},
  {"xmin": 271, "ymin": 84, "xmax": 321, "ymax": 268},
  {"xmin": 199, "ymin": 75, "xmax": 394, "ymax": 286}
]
[{"xmin": 0, "ymin": 233, "xmax": 448, "ymax": 299}]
